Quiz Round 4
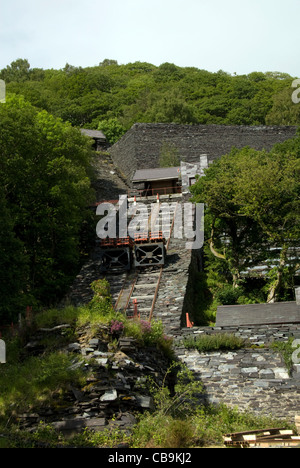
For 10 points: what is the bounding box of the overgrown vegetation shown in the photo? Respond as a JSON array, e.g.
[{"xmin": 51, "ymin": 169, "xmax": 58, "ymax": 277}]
[
  {"xmin": 0, "ymin": 279, "xmax": 292, "ymax": 448},
  {"xmin": 0, "ymin": 94, "xmax": 95, "ymax": 323},
  {"xmin": 191, "ymin": 136, "xmax": 300, "ymax": 325},
  {"xmin": 270, "ymin": 338, "xmax": 296, "ymax": 376},
  {"xmin": 0, "ymin": 280, "xmax": 173, "ymax": 424},
  {"xmin": 0, "ymin": 363, "xmax": 291, "ymax": 448},
  {"xmin": 0, "ymin": 348, "xmax": 290, "ymax": 448},
  {"xmin": 182, "ymin": 333, "xmax": 246, "ymax": 353}
]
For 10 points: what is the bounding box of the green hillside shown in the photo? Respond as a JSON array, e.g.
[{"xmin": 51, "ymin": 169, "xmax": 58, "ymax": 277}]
[
  {"xmin": 0, "ymin": 58, "xmax": 299, "ymax": 325},
  {"xmin": 1, "ymin": 59, "xmax": 300, "ymax": 143}
]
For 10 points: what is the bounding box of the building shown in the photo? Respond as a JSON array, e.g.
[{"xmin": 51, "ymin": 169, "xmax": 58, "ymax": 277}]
[
  {"xmin": 80, "ymin": 128, "xmax": 107, "ymax": 151},
  {"xmin": 109, "ymin": 123, "xmax": 298, "ymax": 184},
  {"xmin": 131, "ymin": 166, "xmax": 181, "ymax": 196}
]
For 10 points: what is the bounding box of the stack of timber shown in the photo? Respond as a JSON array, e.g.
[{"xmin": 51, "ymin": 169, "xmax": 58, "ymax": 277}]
[{"xmin": 223, "ymin": 427, "xmax": 300, "ymax": 448}]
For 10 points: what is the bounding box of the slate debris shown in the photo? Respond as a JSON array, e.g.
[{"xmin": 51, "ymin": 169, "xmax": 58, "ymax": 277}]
[{"xmin": 19, "ymin": 323, "xmax": 172, "ymax": 436}]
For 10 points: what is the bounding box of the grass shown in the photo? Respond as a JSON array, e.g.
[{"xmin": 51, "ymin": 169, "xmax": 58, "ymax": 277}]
[
  {"xmin": 182, "ymin": 333, "xmax": 246, "ymax": 352},
  {"xmin": 0, "ymin": 349, "xmax": 86, "ymax": 420},
  {"xmin": 130, "ymin": 403, "xmax": 291, "ymax": 448}
]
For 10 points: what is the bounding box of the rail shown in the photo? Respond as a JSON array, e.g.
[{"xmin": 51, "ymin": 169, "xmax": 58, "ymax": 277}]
[
  {"xmin": 109, "ymin": 201, "xmax": 179, "ymax": 323},
  {"xmin": 128, "ymin": 186, "xmax": 182, "ymax": 198},
  {"xmin": 148, "ymin": 202, "xmax": 179, "ymax": 322}
]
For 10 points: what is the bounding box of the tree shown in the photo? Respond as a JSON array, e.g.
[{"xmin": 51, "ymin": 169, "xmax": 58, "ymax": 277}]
[
  {"xmin": 0, "ymin": 187, "xmax": 29, "ymax": 323},
  {"xmin": 99, "ymin": 59, "xmax": 118, "ymax": 67},
  {"xmin": 232, "ymin": 146, "xmax": 299, "ymax": 302},
  {"xmin": 1, "ymin": 58, "xmax": 294, "ymax": 129},
  {"xmin": 192, "ymin": 143, "xmax": 300, "ymax": 302},
  {"xmin": 0, "ymin": 94, "xmax": 95, "ymax": 312},
  {"xmin": 159, "ymin": 142, "xmax": 181, "ymax": 167},
  {"xmin": 0, "ymin": 58, "xmax": 31, "ymax": 83},
  {"xmin": 97, "ymin": 117, "xmax": 125, "ymax": 144},
  {"xmin": 266, "ymin": 87, "xmax": 300, "ymax": 125},
  {"xmin": 191, "ymin": 149, "xmax": 270, "ymax": 290},
  {"xmin": 145, "ymin": 89, "xmax": 197, "ymax": 124}
]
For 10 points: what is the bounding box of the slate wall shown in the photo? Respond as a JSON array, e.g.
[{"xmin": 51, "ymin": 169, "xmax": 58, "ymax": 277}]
[
  {"xmin": 109, "ymin": 123, "xmax": 298, "ymax": 182},
  {"xmin": 174, "ymin": 325, "xmax": 300, "ymax": 423}
]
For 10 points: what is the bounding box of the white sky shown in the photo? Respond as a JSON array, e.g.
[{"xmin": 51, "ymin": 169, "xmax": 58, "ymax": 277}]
[{"xmin": 0, "ymin": 0, "xmax": 299, "ymax": 76}]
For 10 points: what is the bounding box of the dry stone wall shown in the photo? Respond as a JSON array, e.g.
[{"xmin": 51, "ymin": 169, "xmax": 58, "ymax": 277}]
[
  {"xmin": 174, "ymin": 325, "xmax": 300, "ymax": 423},
  {"xmin": 109, "ymin": 123, "xmax": 297, "ymax": 182}
]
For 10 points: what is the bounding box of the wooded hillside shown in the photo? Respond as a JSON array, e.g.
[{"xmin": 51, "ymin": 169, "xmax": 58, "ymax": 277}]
[
  {"xmin": 0, "ymin": 58, "xmax": 299, "ymax": 324},
  {"xmin": 1, "ymin": 59, "xmax": 299, "ymax": 143}
]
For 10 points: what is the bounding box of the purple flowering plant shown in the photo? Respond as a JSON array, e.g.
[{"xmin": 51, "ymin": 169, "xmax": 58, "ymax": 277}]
[
  {"xmin": 140, "ymin": 320, "xmax": 152, "ymax": 334},
  {"xmin": 110, "ymin": 320, "xmax": 124, "ymax": 335}
]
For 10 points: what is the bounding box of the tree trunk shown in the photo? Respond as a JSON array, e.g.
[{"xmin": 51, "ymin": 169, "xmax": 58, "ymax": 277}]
[
  {"xmin": 267, "ymin": 245, "xmax": 288, "ymax": 303},
  {"xmin": 209, "ymin": 222, "xmax": 226, "ymax": 259}
]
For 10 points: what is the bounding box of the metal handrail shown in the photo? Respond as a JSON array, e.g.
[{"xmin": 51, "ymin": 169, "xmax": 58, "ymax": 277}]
[{"xmin": 128, "ymin": 186, "xmax": 182, "ymax": 197}]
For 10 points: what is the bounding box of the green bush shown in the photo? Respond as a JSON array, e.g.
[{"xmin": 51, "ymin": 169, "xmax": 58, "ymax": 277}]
[
  {"xmin": 270, "ymin": 337, "xmax": 296, "ymax": 376},
  {"xmin": 216, "ymin": 285, "xmax": 244, "ymax": 305}
]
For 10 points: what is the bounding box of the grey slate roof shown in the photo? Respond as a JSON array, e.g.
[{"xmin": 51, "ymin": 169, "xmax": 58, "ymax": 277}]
[
  {"xmin": 80, "ymin": 128, "xmax": 106, "ymax": 141},
  {"xmin": 132, "ymin": 166, "xmax": 180, "ymax": 182},
  {"xmin": 216, "ymin": 302, "xmax": 300, "ymax": 327}
]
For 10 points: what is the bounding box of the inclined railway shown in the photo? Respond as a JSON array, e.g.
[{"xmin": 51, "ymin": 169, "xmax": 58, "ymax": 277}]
[{"xmin": 97, "ymin": 197, "xmax": 179, "ymax": 322}]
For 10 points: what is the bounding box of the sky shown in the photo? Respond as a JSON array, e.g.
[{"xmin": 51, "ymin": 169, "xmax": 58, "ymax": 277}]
[{"xmin": 0, "ymin": 0, "xmax": 299, "ymax": 77}]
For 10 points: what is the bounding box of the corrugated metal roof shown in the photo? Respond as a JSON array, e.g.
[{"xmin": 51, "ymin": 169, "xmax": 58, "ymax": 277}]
[{"xmin": 132, "ymin": 166, "xmax": 180, "ymax": 182}]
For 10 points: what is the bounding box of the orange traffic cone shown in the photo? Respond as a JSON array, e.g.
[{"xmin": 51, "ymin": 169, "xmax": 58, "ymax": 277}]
[{"xmin": 186, "ymin": 313, "xmax": 194, "ymax": 328}]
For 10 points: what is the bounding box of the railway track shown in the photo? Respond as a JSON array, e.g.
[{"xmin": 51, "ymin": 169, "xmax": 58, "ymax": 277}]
[{"xmin": 112, "ymin": 200, "xmax": 179, "ymax": 322}]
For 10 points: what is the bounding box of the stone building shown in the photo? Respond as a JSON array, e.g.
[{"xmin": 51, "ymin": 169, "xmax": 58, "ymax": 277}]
[{"xmin": 109, "ymin": 123, "xmax": 298, "ymax": 183}]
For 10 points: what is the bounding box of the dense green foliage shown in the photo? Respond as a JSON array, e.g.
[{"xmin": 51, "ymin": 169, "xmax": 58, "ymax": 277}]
[
  {"xmin": 191, "ymin": 135, "xmax": 300, "ymax": 321},
  {"xmin": 0, "ymin": 94, "xmax": 95, "ymax": 323},
  {"xmin": 1, "ymin": 59, "xmax": 299, "ymax": 138},
  {"xmin": 1, "ymin": 58, "xmax": 299, "ymax": 325}
]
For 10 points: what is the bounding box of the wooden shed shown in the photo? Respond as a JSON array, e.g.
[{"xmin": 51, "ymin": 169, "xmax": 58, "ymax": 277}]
[{"xmin": 132, "ymin": 167, "xmax": 181, "ymax": 196}]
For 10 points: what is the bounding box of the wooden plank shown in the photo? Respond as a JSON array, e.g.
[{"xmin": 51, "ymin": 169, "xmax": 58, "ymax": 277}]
[
  {"xmin": 257, "ymin": 431, "xmax": 294, "ymax": 440},
  {"xmin": 134, "ymin": 284, "xmax": 156, "ymax": 289},
  {"xmin": 224, "ymin": 427, "xmax": 286, "ymax": 437},
  {"xmin": 223, "ymin": 428, "xmax": 296, "ymax": 447},
  {"xmin": 249, "ymin": 438, "xmax": 300, "ymax": 448}
]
